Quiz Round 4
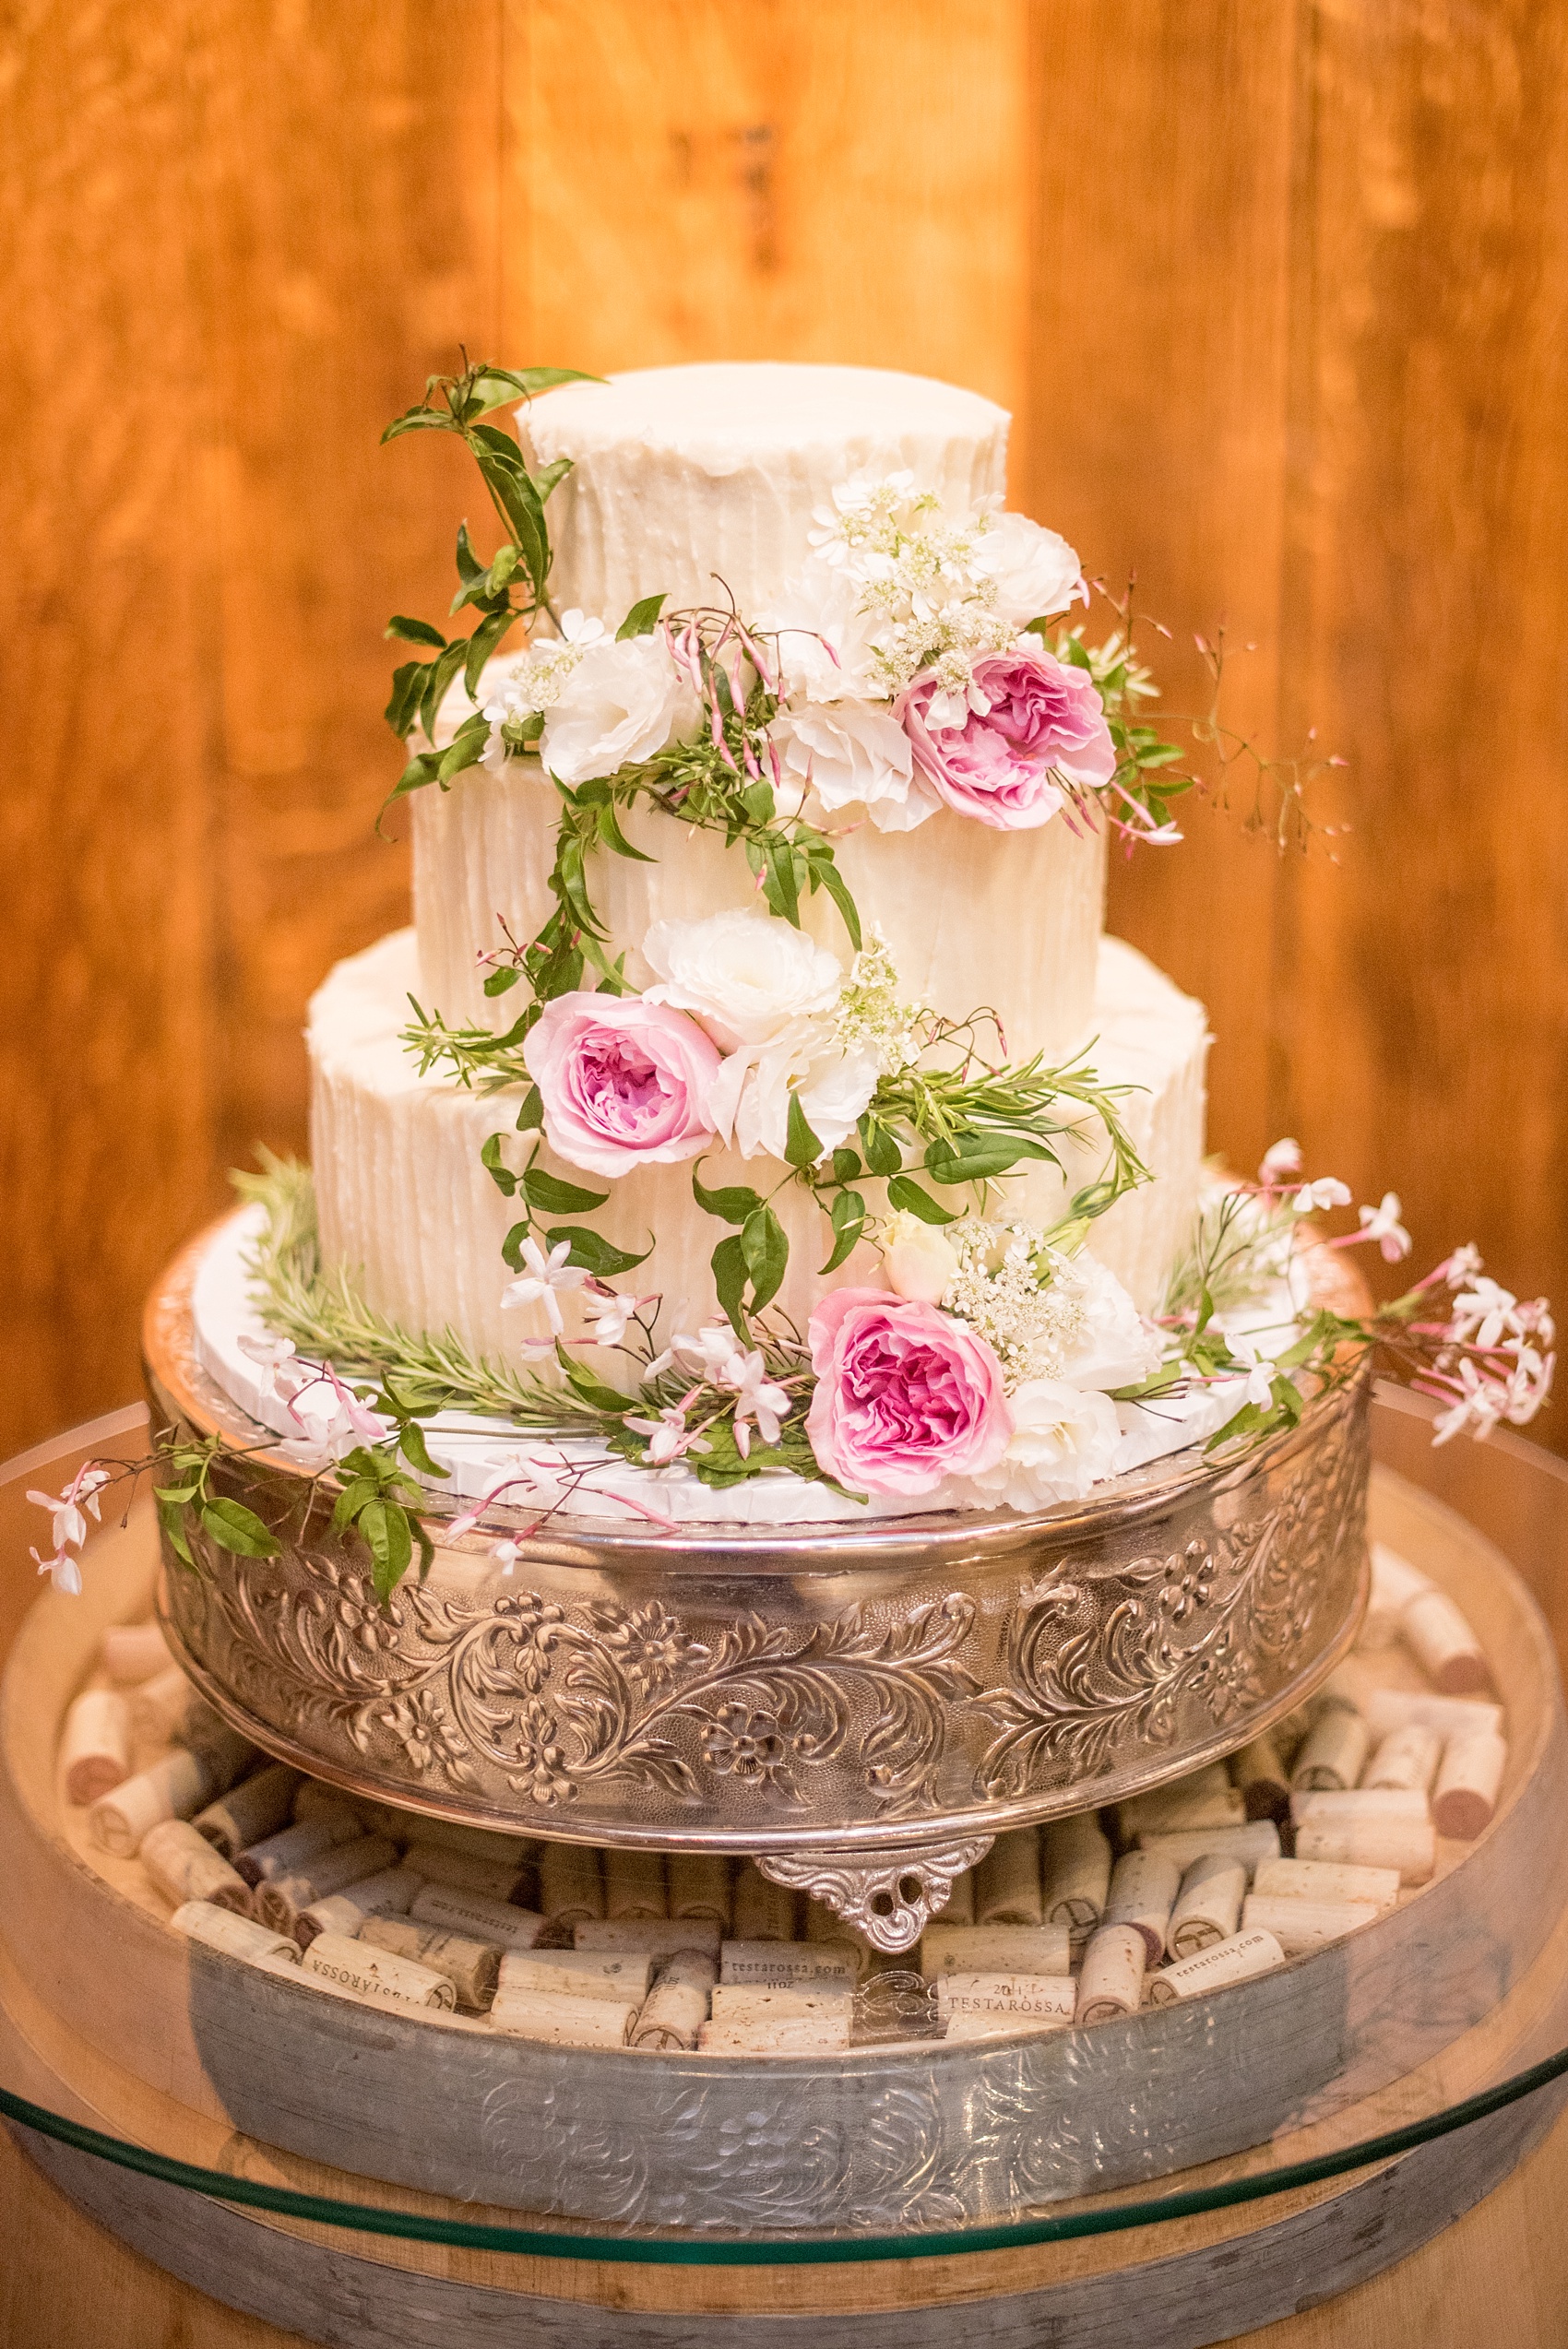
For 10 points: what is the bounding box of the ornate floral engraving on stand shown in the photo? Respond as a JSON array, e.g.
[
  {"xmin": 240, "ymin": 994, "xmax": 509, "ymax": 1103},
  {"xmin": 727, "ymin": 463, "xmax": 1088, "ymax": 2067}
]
[{"xmin": 755, "ymin": 1836, "xmax": 995, "ymax": 1953}]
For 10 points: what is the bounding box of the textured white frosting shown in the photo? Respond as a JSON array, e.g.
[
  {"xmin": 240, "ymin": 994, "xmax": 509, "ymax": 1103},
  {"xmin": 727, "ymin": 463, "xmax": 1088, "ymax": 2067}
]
[
  {"xmin": 411, "ymin": 762, "xmax": 1108, "ymax": 1061},
  {"xmin": 308, "ymin": 927, "xmax": 1207, "ymax": 1378},
  {"xmin": 520, "ymin": 363, "xmax": 1010, "ymax": 624}
]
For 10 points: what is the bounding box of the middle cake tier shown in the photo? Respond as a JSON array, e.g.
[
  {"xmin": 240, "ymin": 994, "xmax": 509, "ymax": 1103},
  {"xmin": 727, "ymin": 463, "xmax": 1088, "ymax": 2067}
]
[{"xmin": 309, "ymin": 926, "xmax": 1209, "ymax": 1365}]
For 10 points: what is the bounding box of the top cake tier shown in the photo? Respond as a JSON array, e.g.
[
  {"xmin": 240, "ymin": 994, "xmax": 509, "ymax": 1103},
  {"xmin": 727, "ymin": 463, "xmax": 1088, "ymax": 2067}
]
[{"xmin": 518, "ymin": 362, "xmax": 1011, "ymax": 623}]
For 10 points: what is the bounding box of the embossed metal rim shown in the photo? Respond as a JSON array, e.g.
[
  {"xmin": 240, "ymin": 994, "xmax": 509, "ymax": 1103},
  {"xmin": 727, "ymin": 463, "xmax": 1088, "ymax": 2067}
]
[{"xmin": 144, "ymin": 1218, "xmax": 1361, "ymax": 1574}]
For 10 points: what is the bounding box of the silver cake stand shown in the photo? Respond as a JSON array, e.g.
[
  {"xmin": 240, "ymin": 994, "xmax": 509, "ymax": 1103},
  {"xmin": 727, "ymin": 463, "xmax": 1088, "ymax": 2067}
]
[{"xmin": 143, "ymin": 1231, "xmax": 1370, "ymax": 1951}]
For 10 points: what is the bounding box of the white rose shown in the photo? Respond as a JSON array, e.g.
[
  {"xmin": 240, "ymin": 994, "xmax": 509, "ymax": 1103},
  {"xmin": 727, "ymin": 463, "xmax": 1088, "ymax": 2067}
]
[
  {"xmin": 757, "ymin": 563, "xmax": 883, "ymax": 702},
  {"xmin": 707, "ymin": 1021, "xmax": 880, "ymax": 1161},
  {"xmin": 769, "ymin": 702, "xmax": 937, "ymax": 832},
  {"xmin": 970, "ymin": 1379, "xmax": 1123, "ymax": 1508},
  {"xmin": 970, "ymin": 512, "xmax": 1082, "ymax": 628},
  {"xmin": 540, "ymin": 636, "xmax": 699, "ymax": 786},
  {"xmin": 642, "ymin": 908, "xmax": 844, "ymax": 1051},
  {"xmin": 1051, "ymin": 1253, "xmax": 1163, "ymax": 1391},
  {"xmin": 880, "ymin": 1211, "xmax": 959, "ymax": 1304}
]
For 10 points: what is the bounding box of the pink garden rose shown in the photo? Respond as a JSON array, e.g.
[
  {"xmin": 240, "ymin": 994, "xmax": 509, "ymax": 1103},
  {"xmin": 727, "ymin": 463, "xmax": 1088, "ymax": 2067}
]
[
  {"xmin": 896, "ymin": 647, "xmax": 1115, "ymax": 830},
  {"xmin": 523, "ymin": 992, "xmax": 721, "ymax": 1179},
  {"xmin": 805, "ymin": 1288, "xmax": 1012, "ymax": 1496}
]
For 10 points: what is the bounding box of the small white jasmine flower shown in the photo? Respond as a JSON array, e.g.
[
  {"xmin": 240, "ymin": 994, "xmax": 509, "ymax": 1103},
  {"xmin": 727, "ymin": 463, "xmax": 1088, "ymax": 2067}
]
[
  {"xmin": 1358, "ymin": 1192, "xmax": 1412, "ymax": 1263},
  {"xmin": 1258, "ymin": 1138, "xmax": 1303, "ymax": 1182},
  {"xmin": 626, "ymin": 1404, "xmax": 708, "ymax": 1465},
  {"xmin": 238, "ymin": 1333, "xmax": 299, "ymax": 1377},
  {"xmin": 500, "ymin": 1237, "xmax": 589, "ymax": 1334},
  {"xmin": 1293, "ymin": 1177, "xmax": 1352, "ymax": 1214},
  {"xmin": 26, "ymin": 1463, "xmax": 110, "ymax": 1559},
  {"xmin": 492, "ymin": 1538, "xmax": 522, "ymax": 1579},
  {"xmin": 581, "ymin": 1289, "xmax": 647, "ymax": 1347},
  {"xmin": 727, "ymin": 1352, "xmax": 790, "ymax": 1457},
  {"xmin": 1444, "ymin": 1242, "xmax": 1485, "ymax": 1283},
  {"xmin": 1227, "ymin": 1335, "xmax": 1277, "ymax": 1410},
  {"xmin": 31, "ymin": 1546, "xmax": 82, "ymax": 1596}
]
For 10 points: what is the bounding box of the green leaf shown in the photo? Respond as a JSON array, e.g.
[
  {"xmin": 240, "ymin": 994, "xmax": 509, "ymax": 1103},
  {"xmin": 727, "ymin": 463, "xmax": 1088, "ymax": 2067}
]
[
  {"xmin": 741, "ymin": 1205, "xmax": 789, "ymax": 1311},
  {"xmin": 543, "ymin": 1224, "xmax": 652, "ymax": 1277},
  {"xmin": 436, "ymin": 711, "xmax": 491, "ymax": 788},
  {"xmin": 616, "ymin": 592, "xmax": 668, "ymax": 640},
  {"xmin": 555, "ymin": 1342, "xmax": 634, "ymax": 1415},
  {"xmin": 386, "ymin": 748, "xmax": 441, "ymax": 803},
  {"xmin": 154, "ymin": 1493, "xmax": 196, "ymax": 1570},
  {"xmin": 386, "ymin": 614, "xmax": 447, "ymax": 648},
  {"xmin": 466, "ymin": 365, "xmax": 603, "ymax": 410},
  {"xmin": 859, "ymin": 1116, "xmax": 903, "ymax": 1178},
  {"xmin": 385, "ymin": 659, "xmax": 433, "ymax": 740},
  {"xmin": 761, "ymin": 837, "xmax": 802, "ymax": 927},
  {"xmin": 501, "ymin": 1219, "xmax": 533, "ymax": 1272},
  {"xmin": 358, "ymin": 1497, "xmax": 414, "ymax": 1602},
  {"xmin": 785, "ymin": 1090, "xmax": 823, "ymax": 1169},
  {"xmin": 387, "ymin": 1414, "xmax": 446, "ymax": 1481},
  {"xmin": 533, "ymin": 457, "xmax": 573, "ymax": 501},
  {"xmin": 596, "ymin": 803, "xmax": 657, "ymax": 862},
  {"xmin": 480, "ymin": 1132, "xmax": 518, "ymax": 1194},
  {"xmin": 831, "ymin": 1146, "xmax": 862, "ymax": 1184},
  {"xmin": 151, "ymin": 1479, "xmax": 200, "ymax": 1504},
  {"xmin": 808, "ymin": 850, "xmax": 862, "ymax": 951},
  {"xmin": 482, "ymin": 965, "xmax": 520, "ymax": 997},
  {"xmin": 329, "ymin": 1475, "xmax": 377, "ymax": 1536},
  {"xmin": 925, "ymin": 1134, "xmax": 1054, "ymax": 1185},
  {"xmin": 454, "ymin": 520, "xmax": 483, "ymax": 582},
  {"xmin": 886, "ymin": 1175, "xmax": 960, "ymax": 1224},
  {"xmin": 711, "ymin": 1233, "xmax": 751, "ymax": 1341},
  {"xmin": 515, "ymin": 1084, "xmax": 544, "ymax": 1132},
  {"xmin": 197, "ymin": 1496, "xmax": 281, "ymax": 1560},
  {"xmin": 463, "ymin": 607, "xmax": 515, "ymax": 698},
  {"xmin": 522, "ymin": 1165, "xmax": 610, "ymax": 1215},
  {"xmin": 819, "ymin": 1188, "xmax": 866, "ymax": 1274},
  {"xmin": 418, "ymin": 639, "xmax": 470, "ymax": 741},
  {"xmin": 693, "ymin": 1165, "xmax": 766, "ymax": 1224},
  {"xmin": 381, "ymin": 408, "xmax": 457, "ymax": 443}
]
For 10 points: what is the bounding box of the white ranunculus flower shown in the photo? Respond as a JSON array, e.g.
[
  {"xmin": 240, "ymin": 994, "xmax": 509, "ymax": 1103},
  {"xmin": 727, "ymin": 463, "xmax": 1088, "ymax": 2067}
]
[
  {"xmin": 969, "ymin": 1378, "xmax": 1123, "ymax": 1508},
  {"xmin": 642, "ymin": 908, "xmax": 845, "ymax": 1051},
  {"xmin": 970, "ymin": 512, "xmax": 1083, "ymax": 628},
  {"xmin": 769, "ymin": 701, "xmax": 937, "ymax": 831},
  {"xmin": 707, "ymin": 1020, "xmax": 881, "ymax": 1162},
  {"xmin": 539, "ymin": 636, "xmax": 699, "ymax": 786},
  {"xmin": 1051, "ymin": 1253, "xmax": 1163, "ymax": 1392}
]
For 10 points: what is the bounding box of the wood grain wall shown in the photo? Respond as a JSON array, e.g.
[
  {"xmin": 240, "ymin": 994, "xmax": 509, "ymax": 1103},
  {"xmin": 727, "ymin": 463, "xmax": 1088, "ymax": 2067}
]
[{"xmin": 4, "ymin": 0, "xmax": 1564, "ymax": 1459}]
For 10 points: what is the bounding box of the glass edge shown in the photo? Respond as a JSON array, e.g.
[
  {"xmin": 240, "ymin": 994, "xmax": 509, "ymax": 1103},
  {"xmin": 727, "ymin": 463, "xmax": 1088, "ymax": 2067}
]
[{"xmin": 5, "ymin": 2041, "xmax": 1568, "ymax": 2268}]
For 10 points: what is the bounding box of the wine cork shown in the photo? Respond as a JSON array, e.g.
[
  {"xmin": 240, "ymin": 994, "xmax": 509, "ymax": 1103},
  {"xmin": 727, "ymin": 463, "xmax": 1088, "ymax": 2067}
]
[
  {"xmin": 1230, "ymin": 1734, "xmax": 1291, "ymax": 1822},
  {"xmin": 293, "ymin": 1779, "xmax": 370, "ymax": 1826},
  {"xmin": 697, "ymin": 2009, "xmax": 851, "ymax": 2054},
  {"xmin": 719, "ymin": 1940, "xmax": 859, "ymax": 1991},
  {"xmin": 491, "ymin": 1986, "xmax": 638, "ymax": 2046},
  {"xmin": 1039, "ymin": 1815, "xmax": 1112, "ymax": 1936},
  {"xmin": 973, "ymin": 1828, "xmax": 1042, "ymax": 1925},
  {"xmin": 1361, "ymin": 1539, "xmax": 1432, "ymax": 1646},
  {"xmin": 193, "ymin": 1763, "xmax": 302, "ymax": 1858},
  {"xmin": 731, "ymin": 1861, "xmax": 798, "ymax": 1940},
  {"xmin": 497, "ymin": 1944, "xmax": 654, "ymax": 2001},
  {"xmin": 1241, "ymin": 1892, "xmax": 1381, "ymax": 1953},
  {"xmin": 943, "ymin": 1869, "xmax": 976, "ymax": 1926},
  {"xmin": 1288, "ymin": 1785, "xmax": 1429, "ymax": 1826},
  {"xmin": 301, "ymin": 1930, "xmax": 457, "ymax": 2010},
  {"xmin": 401, "ymin": 1842, "xmax": 523, "ymax": 1903},
  {"xmin": 1116, "ymin": 1770, "xmax": 1244, "ymax": 1841},
  {"xmin": 89, "ymin": 1749, "xmax": 216, "ymax": 1857},
  {"xmin": 236, "ymin": 1808, "xmax": 363, "ymax": 1886},
  {"xmin": 140, "ymin": 1819, "xmax": 255, "ymax": 1915},
  {"xmin": 183, "ymin": 1723, "xmax": 261, "ymax": 1791},
  {"xmin": 257, "ymin": 1836, "xmax": 400, "ymax": 1933},
  {"xmin": 934, "ymin": 1973, "xmax": 1076, "ymax": 2025},
  {"xmin": 130, "ymin": 1666, "xmax": 200, "ymax": 1744},
  {"xmin": 603, "ymin": 1848, "xmax": 667, "ymax": 1920},
  {"xmin": 171, "ymin": 1901, "xmax": 300, "ymax": 1967},
  {"xmin": 60, "ymin": 1689, "xmax": 132, "ymax": 1806},
  {"xmin": 1292, "ymin": 1800, "xmax": 1436, "ymax": 1885},
  {"xmin": 1432, "ymin": 1728, "xmax": 1508, "ymax": 1840},
  {"xmin": 1166, "ymin": 1854, "xmax": 1247, "ymax": 1959},
  {"xmin": 944, "ymin": 2006, "xmax": 1072, "ymax": 2043},
  {"xmin": 1362, "ymin": 1721, "xmax": 1442, "ymax": 1794},
  {"xmin": 1253, "ymin": 1856, "xmax": 1400, "ymax": 1910},
  {"xmin": 574, "ymin": 1916, "xmax": 723, "ymax": 1961},
  {"xmin": 1361, "ymin": 1690, "xmax": 1503, "ymax": 1742},
  {"xmin": 630, "ymin": 1950, "xmax": 719, "ymax": 2048},
  {"xmin": 360, "ymin": 1915, "xmax": 501, "ymax": 2011},
  {"xmin": 1134, "ymin": 1821, "xmax": 1281, "ymax": 1879},
  {"xmin": 708, "ymin": 1984, "xmax": 853, "ymax": 2024},
  {"xmin": 410, "ymin": 1885, "xmax": 547, "ymax": 1952},
  {"xmin": 1104, "ymin": 1850, "xmax": 1182, "ymax": 1963},
  {"xmin": 539, "ymin": 1841, "xmax": 604, "ymax": 1922},
  {"xmin": 296, "ymin": 1868, "xmax": 420, "ymax": 1948},
  {"xmin": 1291, "ymin": 1706, "xmax": 1372, "ymax": 1792},
  {"xmin": 1402, "ymin": 1589, "xmax": 1491, "ymax": 1695},
  {"xmin": 101, "ymin": 1620, "xmax": 172, "ymax": 1685},
  {"xmin": 668, "ymin": 1854, "xmax": 734, "ymax": 1928},
  {"xmin": 403, "ymin": 1819, "xmax": 533, "ymax": 1867},
  {"xmin": 919, "ymin": 1923, "xmax": 1071, "ymax": 1979},
  {"xmin": 1075, "ymin": 1924, "xmax": 1146, "ymax": 2023},
  {"xmin": 1145, "ymin": 1926, "xmax": 1285, "ymax": 2004}
]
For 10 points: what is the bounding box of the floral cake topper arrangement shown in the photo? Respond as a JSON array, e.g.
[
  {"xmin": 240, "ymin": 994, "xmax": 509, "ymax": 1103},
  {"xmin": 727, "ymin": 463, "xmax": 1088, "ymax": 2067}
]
[{"xmin": 31, "ymin": 359, "xmax": 1553, "ymax": 1598}]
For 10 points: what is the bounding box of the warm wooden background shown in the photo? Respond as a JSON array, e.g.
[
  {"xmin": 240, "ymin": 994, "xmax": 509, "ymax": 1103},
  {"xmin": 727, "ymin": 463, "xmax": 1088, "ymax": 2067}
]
[{"xmin": 4, "ymin": 0, "xmax": 1565, "ymax": 1460}]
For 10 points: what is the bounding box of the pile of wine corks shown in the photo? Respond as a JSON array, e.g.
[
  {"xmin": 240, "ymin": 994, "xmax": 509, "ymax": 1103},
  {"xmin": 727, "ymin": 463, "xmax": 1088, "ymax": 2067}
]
[{"xmin": 58, "ymin": 1541, "xmax": 1507, "ymax": 2052}]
